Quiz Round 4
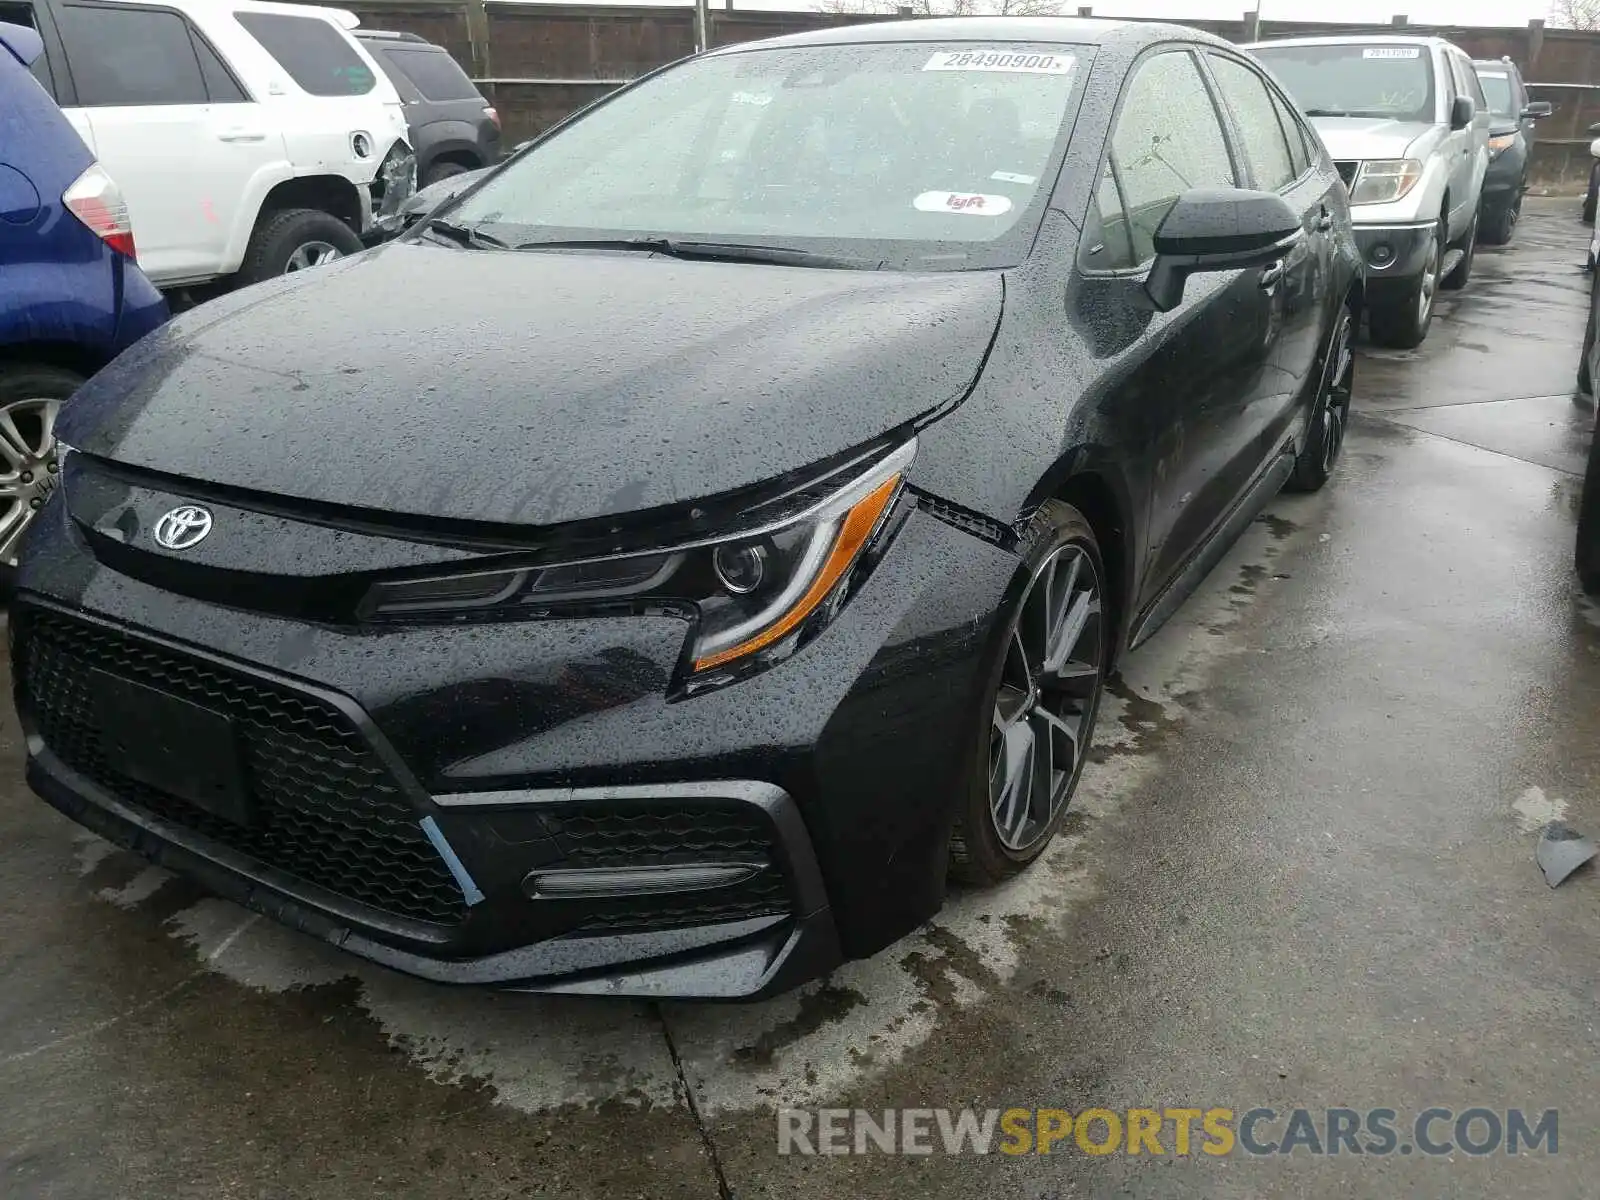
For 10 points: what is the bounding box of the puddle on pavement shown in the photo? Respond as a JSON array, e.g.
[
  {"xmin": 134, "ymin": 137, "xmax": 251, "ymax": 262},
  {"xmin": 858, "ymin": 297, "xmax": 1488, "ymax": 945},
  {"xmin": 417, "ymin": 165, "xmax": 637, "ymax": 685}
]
[{"xmin": 54, "ymin": 506, "xmax": 1312, "ymax": 1120}]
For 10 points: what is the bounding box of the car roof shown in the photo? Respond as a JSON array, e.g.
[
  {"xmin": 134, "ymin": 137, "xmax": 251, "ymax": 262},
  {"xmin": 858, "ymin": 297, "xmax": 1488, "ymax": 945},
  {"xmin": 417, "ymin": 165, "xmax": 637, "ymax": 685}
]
[
  {"xmin": 1471, "ymin": 58, "xmax": 1519, "ymax": 72},
  {"xmin": 158, "ymin": 0, "xmax": 361, "ymax": 26},
  {"xmin": 356, "ymin": 29, "xmax": 433, "ymax": 44},
  {"xmin": 709, "ymin": 16, "xmax": 1232, "ymax": 55},
  {"xmin": 1244, "ymin": 34, "xmax": 1452, "ymax": 49}
]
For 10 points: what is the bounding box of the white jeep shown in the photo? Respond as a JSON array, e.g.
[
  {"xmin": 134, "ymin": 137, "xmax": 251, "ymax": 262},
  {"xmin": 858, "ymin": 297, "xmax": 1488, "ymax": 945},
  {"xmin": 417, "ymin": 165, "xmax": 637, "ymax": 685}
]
[{"xmin": 3, "ymin": 0, "xmax": 415, "ymax": 291}]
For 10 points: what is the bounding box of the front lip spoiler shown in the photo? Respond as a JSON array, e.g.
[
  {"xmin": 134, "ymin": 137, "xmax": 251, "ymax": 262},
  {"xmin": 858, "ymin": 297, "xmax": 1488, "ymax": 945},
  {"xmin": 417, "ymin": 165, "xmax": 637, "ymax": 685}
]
[{"xmin": 27, "ymin": 748, "xmax": 843, "ymax": 999}]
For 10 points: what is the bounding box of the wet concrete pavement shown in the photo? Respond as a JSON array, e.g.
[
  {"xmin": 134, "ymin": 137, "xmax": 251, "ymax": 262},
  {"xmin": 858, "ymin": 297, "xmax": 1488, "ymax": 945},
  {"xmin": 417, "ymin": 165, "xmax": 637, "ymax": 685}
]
[{"xmin": 4, "ymin": 200, "xmax": 1600, "ymax": 1199}]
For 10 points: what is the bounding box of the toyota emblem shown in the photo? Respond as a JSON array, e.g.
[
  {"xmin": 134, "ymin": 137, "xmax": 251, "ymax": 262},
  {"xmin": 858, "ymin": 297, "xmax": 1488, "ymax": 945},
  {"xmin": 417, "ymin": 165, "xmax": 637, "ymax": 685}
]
[{"xmin": 154, "ymin": 505, "xmax": 214, "ymax": 550}]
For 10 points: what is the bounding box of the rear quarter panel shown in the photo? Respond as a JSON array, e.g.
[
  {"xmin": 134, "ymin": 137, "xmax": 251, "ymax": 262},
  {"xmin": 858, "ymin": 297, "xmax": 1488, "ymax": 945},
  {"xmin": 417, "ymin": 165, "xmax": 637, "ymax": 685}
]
[{"xmin": 0, "ymin": 52, "xmax": 122, "ymax": 357}]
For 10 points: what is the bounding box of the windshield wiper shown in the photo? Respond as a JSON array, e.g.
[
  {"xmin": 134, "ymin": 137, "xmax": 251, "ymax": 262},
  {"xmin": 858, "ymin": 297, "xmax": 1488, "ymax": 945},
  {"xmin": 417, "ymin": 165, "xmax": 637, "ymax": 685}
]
[
  {"xmin": 1303, "ymin": 107, "xmax": 1351, "ymax": 117},
  {"xmin": 424, "ymin": 218, "xmax": 508, "ymax": 250},
  {"xmin": 513, "ymin": 236, "xmax": 880, "ymax": 270}
]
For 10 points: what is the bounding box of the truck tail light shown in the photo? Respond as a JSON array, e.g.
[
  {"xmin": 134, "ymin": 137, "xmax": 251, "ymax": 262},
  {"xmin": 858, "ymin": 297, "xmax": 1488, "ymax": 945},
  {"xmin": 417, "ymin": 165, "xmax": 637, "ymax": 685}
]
[{"xmin": 62, "ymin": 163, "xmax": 137, "ymax": 261}]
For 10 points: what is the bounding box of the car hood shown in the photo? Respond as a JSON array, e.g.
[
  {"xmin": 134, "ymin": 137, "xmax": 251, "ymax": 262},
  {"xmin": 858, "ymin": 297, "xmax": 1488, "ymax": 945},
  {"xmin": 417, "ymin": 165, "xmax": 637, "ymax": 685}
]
[
  {"xmin": 1306, "ymin": 115, "xmax": 1431, "ymax": 161},
  {"xmin": 62, "ymin": 243, "xmax": 1003, "ymax": 529}
]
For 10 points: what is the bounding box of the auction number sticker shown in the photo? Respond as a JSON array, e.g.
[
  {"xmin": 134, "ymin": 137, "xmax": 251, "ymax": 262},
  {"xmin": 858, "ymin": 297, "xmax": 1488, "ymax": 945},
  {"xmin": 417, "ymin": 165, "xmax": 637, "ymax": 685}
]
[
  {"xmin": 923, "ymin": 50, "xmax": 1075, "ymax": 74},
  {"xmin": 914, "ymin": 191, "xmax": 1014, "ymax": 215},
  {"xmin": 1363, "ymin": 47, "xmax": 1421, "ymax": 58}
]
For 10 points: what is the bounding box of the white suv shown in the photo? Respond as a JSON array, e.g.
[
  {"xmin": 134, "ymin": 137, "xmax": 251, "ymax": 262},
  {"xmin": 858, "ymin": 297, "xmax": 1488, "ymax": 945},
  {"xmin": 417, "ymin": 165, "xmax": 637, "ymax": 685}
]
[{"xmin": 3, "ymin": 0, "xmax": 416, "ymax": 291}]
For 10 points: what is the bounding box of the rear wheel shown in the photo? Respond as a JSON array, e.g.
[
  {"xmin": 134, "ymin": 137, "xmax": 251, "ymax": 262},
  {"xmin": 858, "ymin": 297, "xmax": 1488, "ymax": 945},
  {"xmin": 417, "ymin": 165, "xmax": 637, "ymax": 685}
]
[
  {"xmin": 236, "ymin": 208, "xmax": 363, "ymax": 287},
  {"xmin": 1287, "ymin": 305, "xmax": 1355, "ymax": 493},
  {"xmin": 949, "ymin": 501, "xmax": 1108, "ymax": 885},
  {"xmin": 0, "ymin": 364, "xmax": 75, "ymax": 587},
  {"xmin": 421, "ymin": 160, "xmax": 472, "ymax": 189},
  {"xmin": 1584, "ymin": 165, "xmax": 1598, "ymax": 224},
  {"xmin": 1367, "ymin": 221, "xmax": 1441, "ymax": 349}
]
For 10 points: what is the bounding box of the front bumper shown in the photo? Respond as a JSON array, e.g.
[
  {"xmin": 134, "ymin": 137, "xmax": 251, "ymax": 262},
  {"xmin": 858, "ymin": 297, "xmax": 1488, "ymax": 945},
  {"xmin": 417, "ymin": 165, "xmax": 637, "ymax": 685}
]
[
  {"xmin": 14, "ymin": 482, "xmax": 1017, "ymax": 998},
  {"xmin": 1480, "ymin": 148, "xmax": 1527, "ymax": 207},
  {"xmin": 1353, "ymin": 221, "xmax": 1437, "ymax": 282}
]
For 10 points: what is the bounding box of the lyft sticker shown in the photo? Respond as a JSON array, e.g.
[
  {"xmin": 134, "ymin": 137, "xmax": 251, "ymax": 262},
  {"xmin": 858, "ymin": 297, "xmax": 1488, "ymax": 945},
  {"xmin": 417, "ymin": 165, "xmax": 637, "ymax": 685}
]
[
  {"xmin": 914, "ymin": 191, "xmax": 1014, "ymax": 215},
  {"xmin": 1363, "ymin": 47, "xmax": 1422, "ymax": 58},
  {"xmin": 923, "ymin": 50, "xmax": 1075, "ymax": 74}
]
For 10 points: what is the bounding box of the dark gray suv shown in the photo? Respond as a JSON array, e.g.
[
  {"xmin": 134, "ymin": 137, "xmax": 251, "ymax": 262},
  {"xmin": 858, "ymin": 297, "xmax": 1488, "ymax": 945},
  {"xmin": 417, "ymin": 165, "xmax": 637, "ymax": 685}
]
[
  {"xmin": 1471, "ymin": 56, "xmax": 1551, "ymax": 244},
  {"xmin": 357, "ymin": 30, "xmax": 500, "ymax": 187}
]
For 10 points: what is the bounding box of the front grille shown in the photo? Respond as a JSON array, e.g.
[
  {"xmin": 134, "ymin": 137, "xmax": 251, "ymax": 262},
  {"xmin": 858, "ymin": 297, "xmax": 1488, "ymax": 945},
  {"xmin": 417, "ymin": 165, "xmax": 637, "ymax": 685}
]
[
  {"xmin": 542, "ymin": 801, "xmax": 793, "ymax": 934},
  {"xmin": 17, "ymin": 607, "xmax": 466, "ymax": 926},
  {"xmin": 1335, "ymin": 160, "xmax": 1359, "ymax": 187}
]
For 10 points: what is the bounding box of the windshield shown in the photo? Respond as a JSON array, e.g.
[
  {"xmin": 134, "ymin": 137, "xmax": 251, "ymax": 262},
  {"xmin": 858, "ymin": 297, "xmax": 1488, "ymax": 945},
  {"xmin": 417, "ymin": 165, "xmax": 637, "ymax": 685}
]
[
  {"xmin": 1251, "ymin": 43, "xmax": 1435, "ymax": 124},
  {"xmin": 447, "ymin": 42, "xmax": 1085, "ymax": 270},
  {"xmin": 1476, "ymin": 70, "xmax": 1515, "ymax": 117}
]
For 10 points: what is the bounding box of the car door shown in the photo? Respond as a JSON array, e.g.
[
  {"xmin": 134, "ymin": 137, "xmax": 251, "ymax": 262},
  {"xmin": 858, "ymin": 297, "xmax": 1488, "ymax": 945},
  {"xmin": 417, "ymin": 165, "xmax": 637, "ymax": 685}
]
[
  {"xmin": 1454, "ymin": 50, "xmax": 1492, "ymax": 215},
  {"xmin": 1073, "ymin": 47, "xmax": 1275, "ymax": 600},
  {"xmin": 1206, "ymin": 51, "xmax": 1331, "ymax": 463},
  {"xmin": 53, "ymin": 1, "xmax": 286, "ymax": 285}
]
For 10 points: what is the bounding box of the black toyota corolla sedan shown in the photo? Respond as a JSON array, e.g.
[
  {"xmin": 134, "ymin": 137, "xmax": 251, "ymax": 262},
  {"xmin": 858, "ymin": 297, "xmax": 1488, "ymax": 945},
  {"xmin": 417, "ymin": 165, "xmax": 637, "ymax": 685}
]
[{"xmin": 13, "ymin": 18, "xmax": 1359, "ymax": 999}]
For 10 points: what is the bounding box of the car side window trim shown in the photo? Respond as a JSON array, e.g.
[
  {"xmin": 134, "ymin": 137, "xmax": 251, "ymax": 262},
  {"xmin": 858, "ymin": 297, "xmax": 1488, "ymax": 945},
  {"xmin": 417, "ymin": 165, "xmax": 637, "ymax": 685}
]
[
  {"xmin": 1077, "ymin": 43, "xmax": 1240, "ymax": 278},
  {"xmin": 189, "ymin": 22, "xmax": 252, "ymax": 103}
]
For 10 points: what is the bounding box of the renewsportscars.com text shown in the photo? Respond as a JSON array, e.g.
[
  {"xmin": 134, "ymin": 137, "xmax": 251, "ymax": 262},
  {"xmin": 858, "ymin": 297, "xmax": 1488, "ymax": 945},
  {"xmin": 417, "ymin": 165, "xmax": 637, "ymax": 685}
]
[{"xmin": 777, "ymin": 1106, "xmax": 1559, "ymax": 1157}]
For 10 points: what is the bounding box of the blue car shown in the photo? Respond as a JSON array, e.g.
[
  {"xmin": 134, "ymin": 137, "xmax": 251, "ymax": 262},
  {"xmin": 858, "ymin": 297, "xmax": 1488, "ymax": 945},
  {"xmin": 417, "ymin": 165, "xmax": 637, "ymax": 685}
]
[{"xmin": 0, "ymin": 19, "xmax": 166, "ymax": 573}]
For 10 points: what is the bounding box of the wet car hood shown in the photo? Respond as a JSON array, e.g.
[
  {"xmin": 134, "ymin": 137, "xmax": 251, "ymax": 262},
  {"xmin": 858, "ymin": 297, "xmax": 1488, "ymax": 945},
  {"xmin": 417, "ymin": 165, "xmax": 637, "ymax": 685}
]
[
  {"xmin": 1306, "ymin": 115, "xmax": 1432, "ymax": 162},
  {"xmin": 61, "ymin": 242, "xmax": 1002, "ymax": 529}
]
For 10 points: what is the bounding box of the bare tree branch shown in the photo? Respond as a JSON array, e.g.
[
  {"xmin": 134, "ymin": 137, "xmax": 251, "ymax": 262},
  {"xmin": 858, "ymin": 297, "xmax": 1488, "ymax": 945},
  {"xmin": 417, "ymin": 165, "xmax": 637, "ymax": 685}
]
[
  {"xmin": 1551, "ymin": 0, "xmax": 1600, "ymax": 30},
  {"xmin": 817, "ymin": 0, "xmax": 1061, "ymax": 14}
]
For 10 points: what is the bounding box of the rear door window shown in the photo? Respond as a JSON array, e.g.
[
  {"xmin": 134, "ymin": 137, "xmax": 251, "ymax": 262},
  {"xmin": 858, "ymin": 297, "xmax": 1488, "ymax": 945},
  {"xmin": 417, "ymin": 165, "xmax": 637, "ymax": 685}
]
[
  {"xmin": 59, "ymin": 3, "xmax": 207, "ymax": 106},
  {"xmin": 381, "ymin": 46, "xmax": 477, "ymax": 102},
  {"xmin": 234, "ymin": 11, "xmax": 375, "ymax": 96},
  {"xmin": 0, "ymin": 1, "xmax": 53, "ymax": 95}
]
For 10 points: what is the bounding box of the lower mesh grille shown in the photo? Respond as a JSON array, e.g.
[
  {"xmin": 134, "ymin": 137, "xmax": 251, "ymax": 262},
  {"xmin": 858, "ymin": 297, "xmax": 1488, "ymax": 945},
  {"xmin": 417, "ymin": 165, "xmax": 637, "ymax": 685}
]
[
  {"xmin": 17, "ymin": 607, "xmax": 466, "ymax": 926},
  {"xmin": 542, "ymin": 801, "xmax": 793, "ymax": 933}
]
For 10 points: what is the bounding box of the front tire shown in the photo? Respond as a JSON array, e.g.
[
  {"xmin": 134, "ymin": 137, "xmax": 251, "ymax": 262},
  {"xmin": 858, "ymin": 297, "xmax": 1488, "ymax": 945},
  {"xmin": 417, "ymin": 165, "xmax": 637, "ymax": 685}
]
[
  {"xmin": 1584, "ymin": 165, "xmax": 1598, "ymax": 224},
  {"xmin": 1479, "ymin": 198, "xmax": 1517, "ymax": 247},
  {"xmin": 949, "ymin": 501, "xmax": 1108, "ymax": 886},
  {"xmin": 1287, "ymin": 305, "xmax": 1354, "ymax": 493},
  {"xmin": 236, "ymin": 208, "xmax": 363, "ymax": 287},
  {"xmin": 0, "ymin": 364, "xmax": 77, "ymax": 588},
  {"xmin": 1367, "ymin": 221, "xmax": 1442, "ymax": 349},
  {"xmin": 1441, "ymin": 208, "xmax": 1476, "ymax": 290}
]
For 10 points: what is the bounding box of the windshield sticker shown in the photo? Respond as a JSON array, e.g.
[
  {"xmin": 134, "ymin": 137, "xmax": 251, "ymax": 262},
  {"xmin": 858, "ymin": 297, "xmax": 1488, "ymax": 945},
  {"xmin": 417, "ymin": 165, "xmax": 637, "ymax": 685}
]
[
  {"xmin": 915, "ymin": 191, "xmax": 1014, "ymax": 215},
  {"xmin": 991, "ymin": 170, "xmax": 1037, "ymax": 184},
  {"xmin": 731, "ymin": 90, "xmax": 772, "ymax": 105},
  {"xmin": 923, "ymin": 50, "xmax": 1074, "ymax": 74},
  {"xmin": 1363, "ymin": 47, "xmax": 1422, "ymax": 59}
]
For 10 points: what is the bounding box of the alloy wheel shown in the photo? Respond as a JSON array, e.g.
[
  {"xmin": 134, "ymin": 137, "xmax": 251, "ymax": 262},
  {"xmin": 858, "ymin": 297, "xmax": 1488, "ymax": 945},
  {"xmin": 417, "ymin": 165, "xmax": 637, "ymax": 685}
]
[
  {"xmin": 988, "ymin": 542, "xmax": 1104, "ymax": 852},
  {"xmin": 285, "ymin": 241, "xmax": 343, "ymax": 273},
  {"xmin": 0, "ymin": 396, "xmax": 61, "ymax": 565},
  {"xmin": 1417, "ymin": 237, "xmax": 1439, "ymax": 329},
  {"xmin": 1320, "ymin": 312, "xmax": 1354, "ymax": 474}
]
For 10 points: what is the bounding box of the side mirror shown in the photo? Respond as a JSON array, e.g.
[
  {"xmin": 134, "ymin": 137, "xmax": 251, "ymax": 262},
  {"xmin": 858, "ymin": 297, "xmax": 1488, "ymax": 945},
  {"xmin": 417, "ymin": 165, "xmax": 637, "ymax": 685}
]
[
  {"xmin": 1524, "ymin": 100, "xmax": 1553, "ymax": 119},
  {"xmin": 1450, "ymin": 94, "xmax": 1476, "ymax": 130},
  {"xmin": 397, "ymin": 166, "xmax": 490, "ymax": 231},
  {"xmin": 0, "ymin": 19, "xmax": 44, "ymax": 67},
  {"xmin": 1145, "ymin": 188, "xmax": 1303, "ymax": 313}
]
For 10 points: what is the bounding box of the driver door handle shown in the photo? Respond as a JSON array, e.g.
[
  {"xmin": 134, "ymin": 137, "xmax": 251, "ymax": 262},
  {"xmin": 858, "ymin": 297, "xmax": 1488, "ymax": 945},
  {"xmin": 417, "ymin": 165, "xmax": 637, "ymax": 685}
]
[{"xmin": 1260, "ymin": 260, "xmax": 1285, "ymax": 290}]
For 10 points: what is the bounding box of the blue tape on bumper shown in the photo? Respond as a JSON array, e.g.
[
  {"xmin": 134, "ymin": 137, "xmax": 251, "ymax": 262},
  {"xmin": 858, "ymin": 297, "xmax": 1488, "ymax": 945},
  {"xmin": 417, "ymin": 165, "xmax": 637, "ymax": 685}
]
[{"xmin": 420, "ymin": 815, "xmax": 486, "ymax": 907}]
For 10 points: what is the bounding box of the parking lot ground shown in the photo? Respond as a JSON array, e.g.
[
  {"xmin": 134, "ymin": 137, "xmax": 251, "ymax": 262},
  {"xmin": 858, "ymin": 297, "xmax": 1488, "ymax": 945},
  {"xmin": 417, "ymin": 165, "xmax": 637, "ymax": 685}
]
[{"xmin": 3, "ymin": 199, "xmax": 1599, "ymax": 1200}]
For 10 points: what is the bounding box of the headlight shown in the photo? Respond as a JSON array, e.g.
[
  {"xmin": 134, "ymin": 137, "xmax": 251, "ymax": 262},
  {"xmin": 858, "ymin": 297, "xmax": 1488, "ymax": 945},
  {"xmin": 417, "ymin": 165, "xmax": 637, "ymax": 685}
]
[
  {"xmin": 1349, "ymin": 159, "xmax": 1424, "ymax": 206},
  {"xmin": 361, "ymin": 441, "xmax": 915, "ymax": 683},
  {"xmin": 1487, "ymin": 133, "xmax": 1517, "ymax": 158}
]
